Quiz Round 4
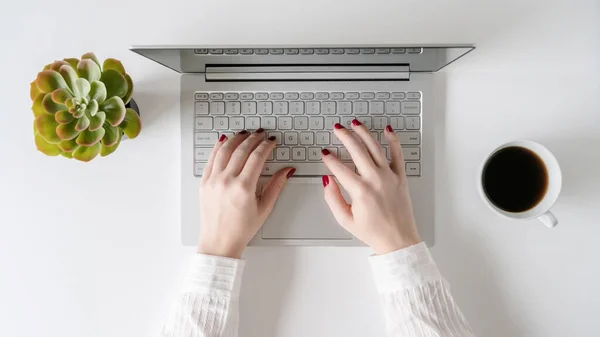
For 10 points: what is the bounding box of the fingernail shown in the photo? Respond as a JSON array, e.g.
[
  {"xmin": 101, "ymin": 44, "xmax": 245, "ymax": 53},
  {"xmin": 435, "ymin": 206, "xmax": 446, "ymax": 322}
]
[
  {"xmin": 268, "ymin": 136, "xmax": 276, "ymax": 141},
  {"xmin": 322, "ymin": 175, "xmax": 330, "ymax": 187},
  {"xmin": 352, "ymin": 119, "xmax": 362, "ymax": 126},
  {"xmin": 255, "ymin": 128, "xmax": 265, "ymax": 134},
  {"xmin": 386, "ymin": 125, "xmax": 394, "ymax": 132},
  {"xmin": 321, "ymin": 149, "xmax": 330, "ymax": 156},
  {"xmin": 286, "ymin": 168, "xmax": 296, "ymax": 179},
  {"xmin": 334, "ymin": 123, "xmax": 344, "ymax": 129},
  {"xmin": 218, "ymin": 134, "xmax": 227, "ymax": 142},
  {"xmin": 239, "ymin": 130, "xmax": 248, "ymax": 135}
]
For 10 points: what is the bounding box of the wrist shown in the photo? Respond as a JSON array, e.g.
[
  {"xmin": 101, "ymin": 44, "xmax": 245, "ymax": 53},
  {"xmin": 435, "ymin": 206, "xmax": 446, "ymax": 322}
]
[{"xmin": 372, "ymin": 236, "xmax": 422, "ymax": 255}]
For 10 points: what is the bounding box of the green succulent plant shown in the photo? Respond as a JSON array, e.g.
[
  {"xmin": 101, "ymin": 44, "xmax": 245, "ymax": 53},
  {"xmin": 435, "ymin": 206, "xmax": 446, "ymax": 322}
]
[{"xmin": 31, "ymin": 52, "xmax": 141, "ymax": 162}]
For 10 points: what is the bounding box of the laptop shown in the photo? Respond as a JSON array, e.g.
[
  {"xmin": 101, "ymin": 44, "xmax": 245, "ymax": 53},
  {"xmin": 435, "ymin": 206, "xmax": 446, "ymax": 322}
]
[{"xmin": 130, "ymin": 45, "xmax": 474, "ymax": 246}]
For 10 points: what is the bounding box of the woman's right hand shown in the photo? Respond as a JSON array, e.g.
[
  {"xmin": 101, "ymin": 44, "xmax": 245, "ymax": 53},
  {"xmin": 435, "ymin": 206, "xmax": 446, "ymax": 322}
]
[{"xmin": 321, "ymin": 120, "xmax": 421, "ymax": 255}]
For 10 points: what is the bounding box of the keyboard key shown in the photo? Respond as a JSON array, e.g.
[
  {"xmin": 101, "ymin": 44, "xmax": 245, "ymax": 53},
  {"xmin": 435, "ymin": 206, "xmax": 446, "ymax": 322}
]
[
  {"xmin": 285, "ymin": 49, "xmax": 299, "ymax": 55},
  {"xmin": 224, "ymin": 49, "xmax": 238, "ymax": 55},
  {"xmin": 337, "ymin": 101, "xmax": 352, "ymax": 115},
  {"xmin": 408, "ymin": 48, "xmax": 422, "ymax": 54},
  {"xmin": 402, "ymin": 101, "xmax": 421, "ymax": 115},
  {"xmin": 306, "ymin": 102, "xmax": 320, "ymax": 115},
  {"xmin": 340, "ymin": 148, "xmax": 352, "ymax": 161},
  {"xmin": 345, "ymin": 92, "xmax": 359, "ymax": 99},
  {"xmin": 300, "ymin": 92, "xmax": 314, "ymax": 100},
  {"xmin": 290, "ymin": 101, "xmax": 304, "ymax": 115},
  {"xmin": 240, "ymin": 92, "xmax": 254, "ymax": 100},
  {"xmin": 331, "ymin": 48, "xmax": 345, "ymax": 54},
  {"xmin": 270, "ymin": 49, "xmax": 284, "ymax": 55},
  {"xmin": 226, "ymin": 102, "xmax": 241, "ymax": 115},
  {"xmin": 369, "ymin": 101, "xmax": 384, "ymax": 115},
  {"xmin": 361, "ymin": 92, "xmax": 375, "ymax": 99},
  {"xmin": 330, "ymin": 92, "xmax": 344, "ymax": 99},
  {"xmin": 278, "ymin": 116, "xmax": 293, "ymax": 130},
  {"xmin": 322, "ymin": 101, "xmax": 336, "ymax": 115},
  {"xmin": 386, "ymin": 101, "xmax": 401, "ymax": 115},
  {"xmin": 210, "ymin": 93, "xmax": 224, "ymax": 100},
  {"xmin": 194, "ymin": 162, "xmax": 207, "ymax": 176},
  {"xmin": 402, "ymin": 148, "xmax": 420, "ymax": 160},
  {"xmin": 262, "ymin": 162, "xmax": 330, "ymax": 175},
  {"xmin": 255, "ymin": 49, "xmax": 269, "ymax": 55},
  {"xmin": 225, "ymin": 93, "xmax": 239, "ymax": 100},
  {"xmin": 325, "ymin": 116, "xmax": 340, "ymax": 130},
  {"xmin": 357, "ymin": 116, "xmax": 372, "ymax": 129},
  {"xmin": 195, "ymin": 102, "xmax": 209, "ymax": 115},
  {"xmin": 261, "ymin": 117, "xmax": 276, "ymax": 130},
  {"xmin": 194, "ymin": 132, "xmax": 218, "ymax": 145},
  {"xmin": 195, "ymin": 148, "xmax": 211, "ymax": 161},
  {"xmin": 325, "ymin": 147, "xmax": 338, "ymax": 158},
  {"xmin": 315, "ymin": 92, "xmax": 329, "ymax": 99},
  {"xmin": 209, "ymin": 49, "xmax": 223, "ymax": 54},
  {"xmin": 398, "ymin": 132, "xmax": 420, "ymax": 145},
  {"xmin": 376, "ymin": 48, "xmax": 390, "ymax": 54},
  {"xmin": 230, "ymin": 117, "xmax": 245, "ymax": 130},
  {"xmin": 406, "ymin": 162, "xmax": 420, "ymax": 176},
  {"xmin": 294, "ymin": 116, "xmax": 309, "ymax": 130},
  {"xmin": 407, "ymin": 92, "xmax": 421, "ymax": 99},
  {"xmin": 360, "ymin": 48, "xmax": 375, "ymax": 54},
  {"xmin": 332, "ymin": 133, "xmax": 343, "ymax": 145},
  {"xmin": 391, "ymin": 92, "xmax": 406, "ymax": 99},
  {"xmin": 255, "ymin": 92, "xmax": 269, "ymax": 100},
  {"xmin": 241, "ymin": 101, "xmax": 257, "ymax": 115},
  {"xmin": 195, "ymin": 117, "xmax": 213, "ymax": 130},
  {"xmin": 214, "ymin": 117, "xmax": 228, "ymax": 130},
  {"xmin": 267, "ymin": 149, "xmax": 274, "ymax": 161},
  {"xmin": 292, "ymin": 147, "xmax": 306, "ymax": 160},
  {"xmin": 270, "ymin": 92, "xmax": 284, "ymax": 100},
  {"xmin": 300, "ymin": 49, "xmax": 314, "ymax": 55},
  {"xmin": 370, "ymin": 131, "xmax": 379, "ymax": 141},
  {"xmin": 240, "ymin": 49, "xmax": 254, "ymax": 55},
  {"xmin": 341, "ymin": 116, "xmax": 354, "ymax": 128},
  {"xmin": 353, "ymin": 101, "xmax": 368, "ymax": 115},
  {"xmin": 194, "ymin": 49, "xmax": 208, "ymax": 54},
  {"xmin": 274, "ymin": 101, "xmax": 288, "ymax": 115},
  {"xmin": 284, "ymin": 132, "xmax": 298, "ymax": 145},
  {"xmin": 276, "ymin": 148, "xmax": 290, "ymax": 161},
  {"xmin": 316, "ymin": 132, "xmax": 330, "ymax": 145},
  {"xmin": 345, "ymin": 48, "xmax": 360, "ymax": 54},
  {"xmin": 285, "ymin": 92, "xmax": 299, "ymax": 100},
  {"xmin": 380, "ymin": 132, "xmax": 388, "ymax": 145},
  {"xmin": 315, "ymin": 48, "xmax": 329, "ymax": 55},
  {"xmin": 300, "ymin": 132, "xmax": 314, "ymax": 145},
  {"xmin": 310, "ymin": 117, "xmax": 324, "ymax": 129},
  {"xmin": 391, "ymin": 48, "xmax": 406, "ymax": 54},
  {"xmin": 405, "ymin": 116, "xmax": 420, "ymax": 130},
  {"xmin": 246, "ymin": 117, "xmax": 260, "ymax": 130},
  {"xmin": 268, "ymin": 131, "xmax": 282, "ymax": 145},
  {"xmin": 373, "ymin": 116, "xmax": 387, "ymax": 130},
  {"xmin": 390, "ymin": 116, "xmax": 404, "ymax": 130},
  {"xmin": 195, "ymin": 93, "xmax": 209, "ymax": 100},
  {"xmin": 376, "ymin": 92, "xmax": 390, "ymax": 99},
  {"xmin": 210, "ymin": 102, "xmax": 225, "ymax": 115},
  {"xmin": 257, "ymin": 101, "xmax": 273, "ymax": 115},
  {"xmin": 308, "ymin": 148, "xmax": 321, "ymax": 161}
]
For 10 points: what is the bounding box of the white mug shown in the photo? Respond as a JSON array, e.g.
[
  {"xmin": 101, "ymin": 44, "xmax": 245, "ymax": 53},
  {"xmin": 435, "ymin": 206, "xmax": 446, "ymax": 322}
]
[{"xmin": 479, "ymin": 140, "xmax": 562, "ymax": 228}]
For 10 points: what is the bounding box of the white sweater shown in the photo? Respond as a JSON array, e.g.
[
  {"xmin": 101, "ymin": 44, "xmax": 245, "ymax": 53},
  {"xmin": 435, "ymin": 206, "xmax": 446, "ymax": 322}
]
[{"xmin": 161, "ymin": 243, "xmax": 474, "ymax": 337}]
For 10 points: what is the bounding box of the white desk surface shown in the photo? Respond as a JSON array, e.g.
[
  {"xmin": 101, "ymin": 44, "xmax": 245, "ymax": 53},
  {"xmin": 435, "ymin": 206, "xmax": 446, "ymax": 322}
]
[{"xmin": 1, "ymin": 0, "xmax": 599, "ymax": 336}]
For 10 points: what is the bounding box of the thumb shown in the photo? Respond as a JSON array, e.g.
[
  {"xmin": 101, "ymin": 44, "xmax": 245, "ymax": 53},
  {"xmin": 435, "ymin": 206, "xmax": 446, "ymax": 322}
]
[
  {"xmin": 322, "ymin": 175, "xmax": 354, "ymax": 228},
  {"xmin": 259, "ymin": 167, "xmax": 295, "ymax": 216}
]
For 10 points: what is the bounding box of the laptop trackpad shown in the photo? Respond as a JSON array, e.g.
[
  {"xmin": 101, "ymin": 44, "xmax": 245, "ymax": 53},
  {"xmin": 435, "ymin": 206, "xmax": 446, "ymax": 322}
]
[{"xmin": 261, "ymin": 179, "xmax": 353, "ymax": 239}]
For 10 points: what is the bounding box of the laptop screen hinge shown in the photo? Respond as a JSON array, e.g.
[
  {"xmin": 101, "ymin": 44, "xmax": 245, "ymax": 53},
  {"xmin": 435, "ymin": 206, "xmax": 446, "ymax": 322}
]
[{"xmin": 205, "ymin": 65, "xmax": 410, "ymax": 81}]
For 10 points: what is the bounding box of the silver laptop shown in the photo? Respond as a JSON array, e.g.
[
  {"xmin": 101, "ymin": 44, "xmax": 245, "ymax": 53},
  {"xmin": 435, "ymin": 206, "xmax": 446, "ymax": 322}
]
[{"xmin": 131, "ymin": 45, "xmax": 474, "ymax": 246}]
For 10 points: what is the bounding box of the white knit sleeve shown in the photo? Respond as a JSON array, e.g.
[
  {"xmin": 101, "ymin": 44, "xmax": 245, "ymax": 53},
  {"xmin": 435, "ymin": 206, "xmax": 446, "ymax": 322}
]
[
  {"xmin": 161, "ymin": 254, "xmax": 245, "ymax": 337},
  {"xmin": 369, "ymin": 242, "xmax": 475, "ymax": 337}
]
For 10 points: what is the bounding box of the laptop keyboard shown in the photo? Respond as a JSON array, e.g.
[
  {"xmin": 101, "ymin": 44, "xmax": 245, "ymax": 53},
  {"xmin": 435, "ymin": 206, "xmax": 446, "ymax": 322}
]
[{"xmin": 193, "ymin": 91, "xmax": 422, "ymax": 177}]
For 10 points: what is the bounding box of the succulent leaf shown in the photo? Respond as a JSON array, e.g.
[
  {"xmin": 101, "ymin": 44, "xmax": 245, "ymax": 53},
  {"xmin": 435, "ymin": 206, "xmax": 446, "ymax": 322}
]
[
  {"xmin": 32, "ymin": 94, "xmax": 47, "ymax": 117},
  {"xmin": 60, "ymin": 151, "xmax": 73, "ymax": 158},
  {"xmin": 75, "ymin": 78, "xmax": 91, "ymax": 97},
  {"xmin": 59, "ymin": 65, "xmax": 78, "ymax": 94},
  {"xmin": 34, "ymin": 132, "xmax": 61, "ymax": 156},
  {"xmin": 123, "ymin": 74, "xmax": 134, "ymax": 104},
  {"xmin": 42, "ymin": 93, "xmax": 66, "ymax": 113},
  {"xmin": 54, "ymin": 110, "xmax": 73, "ymax": 124},
  {"xmin": 101, "ymin": 96, "xmax": 126, "ymax": 126},
  {"xmin": 100, "ymin": 131, "xmax": 121, "ymax": 156},
  {"xmin": 34, "ymin": 114, "xmax": 61, "ymax": 144},
  {"xmin": 100, "ymin": 69, "xmax": 128, "ymax": 99},
  {"xmin": 101, "ymin": 124, "xmax": 120, "ymax": 147},
  {"xmin": 49, "ymin": 60, "xmax": 70, "ymax": 72},
  {"xmin": 89, "ymin": 81, "xmax": 107, "ymax": 103},
  {"xmin": 81, "ymin": 52, "xmax": 101, "ymax": 69},
  {"xmin": 89, "ymin": 111, "xmax": 106, "ymax": 131},
  {"xmin": 75, "ymin": 115, "xmax": 90, "ymax": 131},
  {"xmin": 120, "ymin": 108, "xmax": 142, "ymax": 139},
  {"xmin": 56, "ymin": 120, "xmax": 79, "ymax": 140},
  {"xmin": 76, "ymin": 128, "xmax": 105, "ymax": 146},
  {"xmin": 103, "ymin": 58, "xmax": 126, "ymax": 74},
  {"xmin": 51, "ymin": 88, "xmax": 73, "ymax": 104},
  {"xmin": 73, "ymin": 142, "xmax": 102, "ymax": 162},
  {"xmin": 35, "ymin": 70, "xmax": 68, "ymax": 93},
  {"xmin": 71, "ymin": 107, "xmax": 85, "ymax": 118},
  {"xmin": 57, "ymin": 138, "xmax": 79, "ymax": 152},
  {"xmin": 30, "ymin": 81, "xmax": 41, "ymax": 100},
  {"xmin": 77, "ymin": 59, "xmax": 101, "ymax": 82},
  {"xmin": 87, "ymin": 99, "xmax": 99, "ymax": 117},
  {"xmin": 63, "ymin": 58, "xmax": 79, "ymax": 69}
]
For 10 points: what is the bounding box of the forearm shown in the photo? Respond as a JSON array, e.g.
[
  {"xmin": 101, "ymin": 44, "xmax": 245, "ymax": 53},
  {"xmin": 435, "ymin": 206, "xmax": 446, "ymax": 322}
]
[
  {"xmin": 161, "ymin": 254, "xmax": 245, "ymax": 337},
  {"xmin": 370, "ymin": 242, "xmax": 474, "ymax": 337}
]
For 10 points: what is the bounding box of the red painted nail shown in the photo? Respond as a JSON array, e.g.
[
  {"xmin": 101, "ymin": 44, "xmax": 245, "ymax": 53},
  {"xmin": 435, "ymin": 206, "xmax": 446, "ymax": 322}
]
[
  {"xmin": 322, "ymin": 175, "xmax": 330, "ymax": 187},
  {"xmin": 386, "ymin": 125, "xmax": 394, "ymax": 132},
  {"xmin": 255, "ymin": 128, "xmax": 265, "ymax": 134},
  {"xmin": 268, "ymin": 136, "xmax": 276, "ymax": 141},
  {"xmin": 286, "ymin": 168, "xmax": 296, "ymax": 179},
  {"xmin": 239, "ymin": 130, "xmax": 248, "ymax": 135},
  {"xmin": 321, "ymin": 149, "xmax": 330, "ymax": 156},
  {"xmin": 334, "ymin": 123, "xmax": 344, "ymax": 129},
  {"xmin": 352, "ymin": 119, "xmax": 362, "ymax": 126},
  {"xmin": 218, "ymin": 134, "xmax": 227, "ymax": 142}
]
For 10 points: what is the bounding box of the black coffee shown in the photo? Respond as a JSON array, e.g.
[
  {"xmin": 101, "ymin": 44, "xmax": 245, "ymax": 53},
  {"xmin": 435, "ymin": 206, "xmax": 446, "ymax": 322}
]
[{"xmin": 482, "ymin": 146, "xmax": 548, "ymax": 213}]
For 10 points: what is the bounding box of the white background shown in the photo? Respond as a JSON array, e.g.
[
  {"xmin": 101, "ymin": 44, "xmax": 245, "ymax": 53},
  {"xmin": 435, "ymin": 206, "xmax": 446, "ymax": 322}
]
[{"xmin": 1, "ymin": 0, "xmax": 599, "ymax": 336}]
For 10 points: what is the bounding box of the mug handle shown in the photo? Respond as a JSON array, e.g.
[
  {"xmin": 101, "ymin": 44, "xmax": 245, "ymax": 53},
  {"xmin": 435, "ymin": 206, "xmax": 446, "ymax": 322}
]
[{"xmin": 538, "ymin": 211, "xmax": 558, "ymax": 228}]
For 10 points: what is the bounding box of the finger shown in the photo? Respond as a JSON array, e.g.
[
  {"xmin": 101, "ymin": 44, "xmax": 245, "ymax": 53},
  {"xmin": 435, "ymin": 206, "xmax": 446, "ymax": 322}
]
[
  {"xmin": 322, "ymin": 175, "xmax": 354, "ymax": 228},
  {"xmin": 201, "ymin": 134, "xmax": 227, "ymax": 183},
  {"xmin": 258, "ymin": 167, "xmax": 295, "ymax": 217},
  {"xmin": 239, "ymin": 135, "xmax": 277, "ymax": 185},
  {"xmin": 384, "ymin": 125, "xmax": 406, "ymax": 177},
  {"xmin": 321, "ymin": 148, "xmax": 359, "ymax": 189},
  {"xmin": 350, "ymin": 119, "xmax": 387, "ymax": 167},
  {"xmin": 213, "ymin": 130, "xmax": 250, "ymax": 172},
  {"xmin": 226, "ymin": 129, "xmax": 267, "ymax": 175},
  {"xmin": 333, "ymin": 123, "xmax": 377, "ymax": 173}
]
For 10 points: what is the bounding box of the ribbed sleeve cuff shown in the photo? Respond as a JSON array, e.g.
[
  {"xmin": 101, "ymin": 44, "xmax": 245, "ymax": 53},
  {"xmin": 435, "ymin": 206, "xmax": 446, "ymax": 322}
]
[
  {"xmin": 369, "ymin": 242, "xmax": 442, "ymax": 293},
  {"xmin": 182, "ymin": 254, "xmax": 246, "ymax": 298}
]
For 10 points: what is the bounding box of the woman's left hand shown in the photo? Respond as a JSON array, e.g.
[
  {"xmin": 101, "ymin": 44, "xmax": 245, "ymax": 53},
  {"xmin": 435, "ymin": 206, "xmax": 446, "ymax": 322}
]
[{"xmin": 197, "ymin": 129, "xmax": 295, "ymax": 259}]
